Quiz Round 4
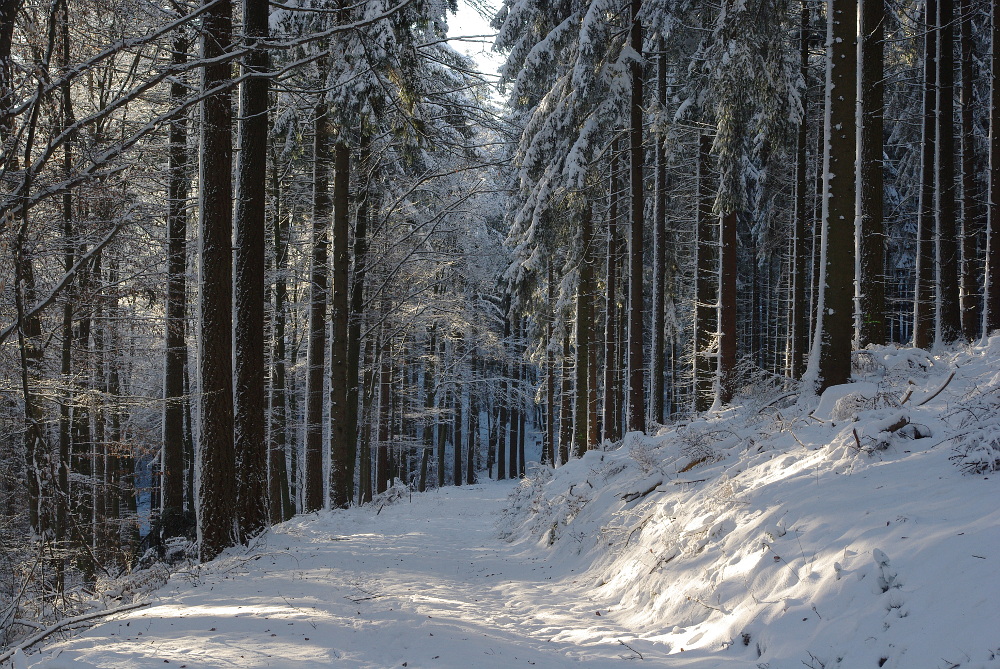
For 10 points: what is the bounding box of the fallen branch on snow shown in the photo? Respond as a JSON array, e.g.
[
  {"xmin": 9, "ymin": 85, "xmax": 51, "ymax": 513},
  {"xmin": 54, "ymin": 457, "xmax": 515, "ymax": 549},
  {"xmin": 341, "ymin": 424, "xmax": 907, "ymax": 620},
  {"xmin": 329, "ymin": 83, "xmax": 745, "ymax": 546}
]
[
  {"xmin": 0, "ymin": 601, "xmax": 150, "ymax": 663},
  {"xmin": 620, "ymin": 480, "xmax": 663, "ymax": 503},
  {"xmin": 916, "ymin": 370, "xmax": 956, "ymax": 407}
]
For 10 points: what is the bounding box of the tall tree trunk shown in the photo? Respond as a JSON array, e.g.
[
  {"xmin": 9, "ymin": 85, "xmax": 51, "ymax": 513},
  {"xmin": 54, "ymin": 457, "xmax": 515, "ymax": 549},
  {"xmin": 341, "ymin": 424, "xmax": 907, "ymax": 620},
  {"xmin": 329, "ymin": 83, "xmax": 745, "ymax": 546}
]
[
  {"xmin": 627, "ymin": 0, "xmax": 646, "ymax": 432},
  {"xmin": 694, "ymin": 132, "xmax": 716, "ymax": 410},
  {"xmin": 518, "ymin": 356, "xmax": 527, "ymax": 476},
  {"xmin": 507, "ymin": 345, "xmax": 518, "ymax": 477},
  {"xmin": 93, "ymin": 253, "xmax": 117, "ymax": 565},
  {"xmin": 603, "ymin": 150, "xmax": 620, "ymax": 441},
  {"xmin": 329, "ymin": 141, "xmax": 352, "ymax": 507},
  {"xmin": 304, "ymin": 83, "xmax": 330, "ymax": 513},
  {"xmin": 377, "ymin": 338, "xmax": 391, "ymax": 493},
  {"xmin": 989, "ymin": 0, "xmax": 1000, "ymax": 332},
  {"xmin": 937, "ymin": 0, "xmax": 962, "ymax": 343},
  {"xmin": 574, "ymin": 204, "xmax": 594, "ymax": 453},
  {"xmin": 559, "ymin": 334, "xmax": 572, "ymax": 464},
  {"xmin": 959, "ymin": 0, "xmax": 982, "ymax": 340},
  {"xmin": 651, "ymin": 41, "xmax": 668, "ymax": 423},
  {"xmin": 359, "ymin": 346, "xmax": 376, "ymax": 503},
  {"xmin": 107, "ymin": 264, "xmax": 133, "ymax": 550},
  {"xmin": 914, "ymin": 0, "xmax": 938, "ymax": 349},
  {"xmin": 0, "ymin": 0, "xmax": 21, "ymax": 168},
  {"xmin": 57, "ymin": 2, "xmax": 77, "ymax": 582},
  {"xmin": 436, "ymin": 336, "xmax": 447, "ymax": 488},
  {"xmin": 498, "ymin": 312, "xmax": 510, "ymax": 477},
  {"xmin": 197, "ymin": 0, "xmax": 236, "ymax": 561},
  {"xmin": 811, "ymin": 0, "xmax": 858, "ymax": 390},
  {"xmin": 791, "ymin": 0, "xmax": 810, "ymax": 378},
  {"xmin": 233, "ymin": 0, "xmax": 269, "ymax": 541},
  {"xmin": 858, "ymin": 0, "xmax": 885, "ymax": 347},
  {"xmin": 453, "ymin": 351, "xmax": 463, "ymax": 487},
  {"xmin": 182, "ymin": 352, "xmax": 196, "ymax": 513},
  {"xmin": 718, "ymin": 211, "xmax": 738, "ymax": 403},
  {"xmin": 545, "ymin": 262, "xmax": 556, "ymax": 462},
  {"xmin": 420, "ymin": 330, "xmax": 435, "ymax": 490},
  {"xmin": 467, "ymin": 393, "xmax": 477, "ymax": 484},
  {"xmin": 162, "ymin": 37, "xmax": 190, "ymax": 538},
  {"xmin": 342, "ymin": 130, "xmax": 371, "ymax": 503},
  {"xmin": 269, "ymin": 153, "xmax": 293, "ymax": 523}
]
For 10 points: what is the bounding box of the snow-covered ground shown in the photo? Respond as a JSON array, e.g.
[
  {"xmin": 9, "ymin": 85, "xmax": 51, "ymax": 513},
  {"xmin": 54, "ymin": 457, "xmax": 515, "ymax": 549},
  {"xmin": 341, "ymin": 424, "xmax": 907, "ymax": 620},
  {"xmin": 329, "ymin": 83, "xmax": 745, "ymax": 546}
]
[
  {"xmin": 13, "ymin": 482, "xmax": 664, "ymax": 668},
  {"xmin": 11, "ymin": 340, "xmax": 1000, "ymax": 668}
]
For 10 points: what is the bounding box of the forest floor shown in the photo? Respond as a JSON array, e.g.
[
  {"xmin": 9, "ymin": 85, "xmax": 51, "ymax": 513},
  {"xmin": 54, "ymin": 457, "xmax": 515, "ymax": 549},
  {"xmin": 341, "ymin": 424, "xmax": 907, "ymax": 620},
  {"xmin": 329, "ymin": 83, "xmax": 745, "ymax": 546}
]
[{"xmin": 13, "ymin": 339, "xmax": 1000, "ymax": 669}]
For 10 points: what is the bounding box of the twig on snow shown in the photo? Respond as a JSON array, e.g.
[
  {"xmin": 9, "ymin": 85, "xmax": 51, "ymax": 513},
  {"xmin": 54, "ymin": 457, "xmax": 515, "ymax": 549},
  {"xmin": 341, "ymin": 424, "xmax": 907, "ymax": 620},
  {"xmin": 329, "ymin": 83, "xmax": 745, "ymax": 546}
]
[{"xmin": 618, "ymin": 639, "xmax": 643, "ymax": 660}]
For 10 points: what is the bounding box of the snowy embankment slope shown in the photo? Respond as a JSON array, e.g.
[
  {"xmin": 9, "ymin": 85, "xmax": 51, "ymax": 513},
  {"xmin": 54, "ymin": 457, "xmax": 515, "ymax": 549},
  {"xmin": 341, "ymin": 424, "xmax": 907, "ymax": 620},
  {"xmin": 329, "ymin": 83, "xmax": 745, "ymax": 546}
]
[
  {"xmin": 14, "ymin": 341, "xmax": 1000, "ymax": 669},
  {"xmin": 499, "ymin": 340, "xmax": 1000, "ymax": 669}
]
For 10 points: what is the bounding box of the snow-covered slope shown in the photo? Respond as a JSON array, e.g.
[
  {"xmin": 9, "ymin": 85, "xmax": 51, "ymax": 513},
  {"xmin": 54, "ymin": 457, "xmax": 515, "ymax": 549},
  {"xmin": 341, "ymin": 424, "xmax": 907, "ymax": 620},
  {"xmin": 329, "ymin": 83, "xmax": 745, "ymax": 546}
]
[
  {"xmin": 499, "ymin": 340, "xmax": 1000, "ymax": 668},
  {"xmin": 10, "ymin": 342, "xmax": 1000, "ymax": 669}
]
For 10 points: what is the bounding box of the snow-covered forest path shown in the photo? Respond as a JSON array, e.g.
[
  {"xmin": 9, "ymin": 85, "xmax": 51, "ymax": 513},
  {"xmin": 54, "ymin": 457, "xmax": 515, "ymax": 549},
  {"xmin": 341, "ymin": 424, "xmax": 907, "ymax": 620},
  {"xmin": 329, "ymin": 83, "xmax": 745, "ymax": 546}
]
[{"xmin": 27, "ymin": 483, "xmax": 670, "ymax": 668}]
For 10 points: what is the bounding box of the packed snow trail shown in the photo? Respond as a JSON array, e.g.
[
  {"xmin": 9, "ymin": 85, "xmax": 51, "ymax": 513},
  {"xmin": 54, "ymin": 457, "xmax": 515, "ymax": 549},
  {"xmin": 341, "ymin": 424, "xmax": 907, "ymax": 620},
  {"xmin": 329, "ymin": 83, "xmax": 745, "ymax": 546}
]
[{"xmin": 20, "ymin": 483, "xmax": 672, "ymax": 668}]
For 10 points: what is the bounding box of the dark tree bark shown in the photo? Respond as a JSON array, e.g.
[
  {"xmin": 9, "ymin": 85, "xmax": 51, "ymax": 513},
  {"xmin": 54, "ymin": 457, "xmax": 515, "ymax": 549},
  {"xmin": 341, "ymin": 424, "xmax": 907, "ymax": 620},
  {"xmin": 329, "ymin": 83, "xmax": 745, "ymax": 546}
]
[
  {"xmin": 937, "ymin": 0, "xmax": 962, "ymax": 343},
  {"xmin": 509, "ymin": 350, "xmax": 519, "ymax": 477},
  {"xmin": 497, "ymin": 313, "xmax": 509, "ymax": 477},
  {"xmin": 545, "ymin": 262, "xmax": 556, "ymax": 463},
  {"xmin": 574, "ymin": 204, "xmax": 594, "ymax": 453},
  {"xmin": 914, "ymin": 0, "xmax": 938, "ymax": 349},
  {"xmin": 304, "ymin": 89, "xmax": 330, "ymax": 513},
  {"xmin": 377, "ymin": 338, "xmax": 391, "ymax": 493},
  {"xmin": 197, "ymin": 0, "xmax": 236, "ymax": 561},
  {"xmin": 162, "ymin": 37, "xmax": 190, "ymax": 538},
  {"xmin": 182, "ymin": 353, "xmax": 196, "ymax": 513},
  {"xmin": 453, "ymin": 351, "xmax": 463, "ymax": 487},
  {"xmin": 421, "ymin": 327, "xmax": 436, "ymax": 488},
  {"xmin": 718, "ymin": 211, "xmax": 738, "ymax": 403},
  {"xmin": 92, "ymin": 252, "xmax": 111, "ymax": 563},
  {"xmin": 990, "ymin": 0, "xmax": 1000, "ymax": 332},
  {"xmin": 0, "ymin": 0, "xmax": 22, "ymax": 168},
  {"xmin": 234, "ymin": 0, "xmax": 269, "ymax": 540},
  {"xmin": 626, "ymin": 0, "xmax": 646, "ymax": 432},
  {"xmin": 858, "ymin": 0, "xmax": 885, "ymax": 347},
  {"xmin": 268, "ymin": 153, "xmax": 293, "ymax": 523},
  {"xmin": 694, "ymin": 132, "xmax": 716, "ymax": 410},
  {"xmin": 603, "ymin": 150, "xmax": 621, "ymax": 441},
  {"xmin": 507, "ymin": 344, "xmax": 518, "ymax": 477},
  {"xmin": 651, "ymin": 41, "xmax": 668, "ymax": 423},
  {"xmin": 330, "ymin": 142, "xmax": 357, "ymax": 508},
  {"xmin": 518, "ymin": 356, "xmax": 527, "ymax": 475},
  {"xmin": 559, "ymin": 333, "xmax": 572, "ymax": 464},
  {"xmin": 329, "ymin": 141, "xmax": 352, "ymax": 507},
  {"xmin": 359, "ymin": 345, "xmax": 377, "ymax": 503},
  {"xmin": 814, "ymin": 0, "xmax": 857, "ymax": 390},
  {"xmin": 791, "ymin": 0, "xmax": 810, "ymax": 378},
  {"xmin": 57, "ymin": 2, "xmax": 85, "ymax": 581},
  {"xmin": 959, "ymin": 0, "xmax": 982, "ymax": 340},
  {"xmin": 436, "ymin": 335, "xmax": 447, "ymax": 488},
  {"xmin": 467, "ymin": 395, "xmax": 477, "ymax": 484},
  {"xmin": 342, "ymin": 130, "xmax": 371, "ymax": 501}
]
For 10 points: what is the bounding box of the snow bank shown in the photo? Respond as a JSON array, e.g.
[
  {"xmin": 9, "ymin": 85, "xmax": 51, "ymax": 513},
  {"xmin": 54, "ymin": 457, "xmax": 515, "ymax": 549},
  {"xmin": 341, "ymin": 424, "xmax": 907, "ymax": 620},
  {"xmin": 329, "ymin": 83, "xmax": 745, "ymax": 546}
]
[{"xmin": 498, "ymin": 341, "xmax": 1000, "ymax": 669}]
